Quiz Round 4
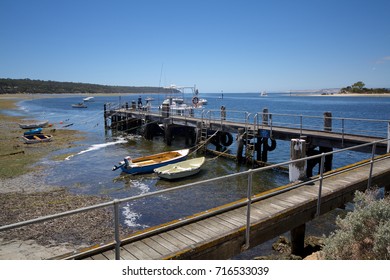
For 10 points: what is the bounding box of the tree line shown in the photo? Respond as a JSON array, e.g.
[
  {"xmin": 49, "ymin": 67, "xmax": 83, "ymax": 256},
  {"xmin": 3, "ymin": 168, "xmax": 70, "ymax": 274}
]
[
  {"xmin": 0, "ymin": 78, "xmax": 178, "ymax": 94},
  {"xmin": 340, "ymin": 81, "xmax": 390, "ymax": 94}
]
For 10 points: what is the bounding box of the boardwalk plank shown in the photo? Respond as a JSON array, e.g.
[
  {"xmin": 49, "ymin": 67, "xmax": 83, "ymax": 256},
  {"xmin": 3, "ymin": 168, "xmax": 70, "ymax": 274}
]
[
  {"xmin": 166, "ymin": 229, "xmax": 198, "ymax": 245},
  {"xmin": 183, "ymin": 223, "xmax": 217, "ymax": 239},
  {"xmin": 118, "ymin": 247, "xmax": 138, "ymax": 260},
  {"xmin": 160, "ymin": 232, "xmax": 188, "ymax": 249},
  {"xmin": 207, "ymin": 216, "xmax": 240, "ymax": 230},
  {"xmin": 122, "ymin": 243, "xmax": 153, "ymax": 260},
  {"xmin": 90, "ymin": 253, "xmax": 108, "ymax": 260},
  {"xmin": 217, "ymin": 212, "xmax": 245, "ymax": 227},
  {"xmin": 132, "ymin": 240, "xmax": 163, "ymax": 259},
  {"xmin": 143, "ymin": 237, "xmax": 172, "ymax": 256},
  {"xmin": 197, "ymin": 219, "xmax": 231, "ymax": 234},
  {"xmin": 202, "ymin": 217, "xmax": 236, "ymax": 232},
  {"xmin": 150, "ymin": 235, "xmax": 182, "ymax": 252},
  {"xmin": 174, "ymin": 227, "xmax": 204, "ymax": 243}
]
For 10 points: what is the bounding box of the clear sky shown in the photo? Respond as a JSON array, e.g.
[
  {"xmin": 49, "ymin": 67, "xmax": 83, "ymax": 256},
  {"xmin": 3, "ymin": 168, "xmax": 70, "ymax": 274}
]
[{"xmin": 1, "ymin": 0, "xmax": 390, "ymax": 93}]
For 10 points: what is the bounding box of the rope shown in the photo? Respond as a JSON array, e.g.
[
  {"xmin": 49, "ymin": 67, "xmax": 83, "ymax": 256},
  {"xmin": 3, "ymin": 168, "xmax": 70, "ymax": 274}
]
[
  {"xmin": 207, "ymin": 147, "xmax": 232, "ymax": 161},
  {"xmin": 188, "ymin": 130, "xmax": 219, "ymax": 157}
]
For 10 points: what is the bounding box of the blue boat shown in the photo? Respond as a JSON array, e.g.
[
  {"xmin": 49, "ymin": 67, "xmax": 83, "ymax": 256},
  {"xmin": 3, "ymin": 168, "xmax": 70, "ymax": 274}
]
[
  {"xmin": 23, "ymin": 127, "xmax": 43, "ymax": 135},
  {"xmin": 112, "ymin": 149, "xmax": 189, "ymax": 175}
]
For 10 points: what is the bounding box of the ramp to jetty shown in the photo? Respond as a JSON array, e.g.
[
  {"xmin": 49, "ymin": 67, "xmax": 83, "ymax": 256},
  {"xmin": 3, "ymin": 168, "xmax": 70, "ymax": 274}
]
[{"xmin": 62, "ymin": 154, "xmax": 390, "ymax": 260}]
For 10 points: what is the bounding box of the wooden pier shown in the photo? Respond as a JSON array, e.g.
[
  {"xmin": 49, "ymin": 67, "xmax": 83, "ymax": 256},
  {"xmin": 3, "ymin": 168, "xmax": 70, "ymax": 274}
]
[
  {"xmin": 104, "ymin": 106, "xmax": 389, "ymax": 155},
  {"xmin": 61, "ymin": 154, "xmax": 390, "ymax": 260}
]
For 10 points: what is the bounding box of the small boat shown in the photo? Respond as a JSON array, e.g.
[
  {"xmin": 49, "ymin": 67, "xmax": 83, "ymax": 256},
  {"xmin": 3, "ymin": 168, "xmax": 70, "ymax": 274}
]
[
  {"xmin": 260, "ymin": 91, "xmax": 268, "ymax": 96},
  {"xmin": 83, "ymin": 96, "xmax": 95, "ymax": 102},
  {"xmin": 19, "ymin": 120, "xmax": 49, "ymax": 129},
  {"xmin": 154, "ymin": 157, "xmax": 205, "ymax": 180},
  {"xmin": 23, "ymin": 127, "xmax": 43, "ymax": 135},
  {"xmin": 72, "ymin": 102, "xmax": 87, "ymax": 108},
  {"xmin": 199, "ymin": 98, "xmax": 208, "ymax": 105},
  {"xmin": 112, "ymin": 149, "xmax": 189, "ymax": 175},
  {"xmin": 22, "ymin": 134, "xmax": 52, "ymax": 144}
]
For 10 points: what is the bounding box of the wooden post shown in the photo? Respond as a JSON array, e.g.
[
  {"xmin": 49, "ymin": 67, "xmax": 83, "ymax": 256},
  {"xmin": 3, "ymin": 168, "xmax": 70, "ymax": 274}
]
[
  {"xmin": 195, "ymin": 122, "xmax": 202, "ymax": 145},
  {"xmin": 324, "ymin": 112, "xmax": 332, "ymax": 131},
  {"xmin": 291, "ymin": 223, "xmax": 306, "ymax": 257},
  {"xmin": 262, "ymin": 108, "xmax": 269, "ymax": 125},
  {"xmin": 237, "ymin": 128, "xmax": 245, "ymax": 162},
  {"xmin": 163, "ymin": 118, "xmax": 172, "ymax": 146},
  {"xmin": 256, "ymin": 137, "xmax": 262, "ymax": 161},
  {"xmin": 289, "ymin": 139, "xmax": 306, "ymax": 182},
  {"xmin": 387, "ymin": 122, "xmax": 390, "ymax": 153}
]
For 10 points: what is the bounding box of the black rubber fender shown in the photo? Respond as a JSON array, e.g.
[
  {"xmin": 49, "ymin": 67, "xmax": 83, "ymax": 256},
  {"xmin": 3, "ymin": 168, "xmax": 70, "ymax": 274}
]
[
  {"xmin": 263, "ymin": 137, "xmax": 276, "ymax": 151},
  {"xmin": 220, "ymin": 132, "xmax": 234, "ymax": 146}
]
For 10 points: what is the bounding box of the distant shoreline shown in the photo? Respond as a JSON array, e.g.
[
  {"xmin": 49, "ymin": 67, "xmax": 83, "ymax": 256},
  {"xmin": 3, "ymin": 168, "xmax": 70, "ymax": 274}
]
[{"xmin": 292, "ymin": 93, "xmax": 390, "ymax": 97}]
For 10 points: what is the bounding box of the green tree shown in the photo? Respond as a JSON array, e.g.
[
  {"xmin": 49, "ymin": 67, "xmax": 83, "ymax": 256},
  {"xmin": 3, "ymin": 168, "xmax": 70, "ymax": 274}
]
[{"xmin": 352, "ymin": 81, "xmax": 365, "ymax": 90}]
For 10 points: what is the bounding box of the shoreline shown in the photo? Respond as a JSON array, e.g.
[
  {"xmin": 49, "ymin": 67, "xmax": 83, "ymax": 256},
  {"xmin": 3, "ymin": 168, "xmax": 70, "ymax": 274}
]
[{"xmin": 292, "ymin": 93, "xmax": 390, "ymax": 97}]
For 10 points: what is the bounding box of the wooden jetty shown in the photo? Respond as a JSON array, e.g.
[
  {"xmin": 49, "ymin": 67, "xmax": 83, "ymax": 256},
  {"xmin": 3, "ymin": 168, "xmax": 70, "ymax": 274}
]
[
  {"xmin": 104, "ymin": 106, "xmax": 389, "ymax": 155},
  {"xmin": 104, "ymin": 105, "xmax": 389, "ymax": 176},
  {"xmin": 60, "ymin": 153, "xmax": 390, "ymax": 260}
]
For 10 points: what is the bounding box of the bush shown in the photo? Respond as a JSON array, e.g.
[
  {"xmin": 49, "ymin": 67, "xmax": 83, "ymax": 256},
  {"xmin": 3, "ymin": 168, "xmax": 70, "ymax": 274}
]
[{"xmin": 321, "ymin": 188, "xmax": 390, "ymax": 259}]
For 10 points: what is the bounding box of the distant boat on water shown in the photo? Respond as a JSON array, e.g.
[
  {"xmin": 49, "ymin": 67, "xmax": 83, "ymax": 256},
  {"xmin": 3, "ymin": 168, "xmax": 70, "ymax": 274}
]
[
  {"xmin": 83, "ymin": 96, "xmax": 95, "ymax": 102},
  {"xmin": 72, "ymin": 102, "xmax": 87, "ymax": 108},
  {"xmin": 260, "ymin": 91, "xmax": 267, "ymax": 96}
]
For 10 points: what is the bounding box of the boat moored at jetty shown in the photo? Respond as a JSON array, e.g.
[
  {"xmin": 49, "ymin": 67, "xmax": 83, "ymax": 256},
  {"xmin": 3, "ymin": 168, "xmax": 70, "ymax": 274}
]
[
  {"xmin": 112, "ymin": 149, "xmax": 189, "ymax": 175},
  {"xmin": 154, "ymin": 157, "xmax": 205, "ymax": 180}
]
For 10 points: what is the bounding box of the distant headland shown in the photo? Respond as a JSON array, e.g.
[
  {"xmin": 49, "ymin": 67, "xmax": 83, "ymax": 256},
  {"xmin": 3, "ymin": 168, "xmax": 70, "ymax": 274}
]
[
  {"xmin": 338, "ymin": 81, "xmax": 390, "ymax": 95},
  {"xmin": 0, "ymin": 78, "xmax": 179, "ymax": 94}
]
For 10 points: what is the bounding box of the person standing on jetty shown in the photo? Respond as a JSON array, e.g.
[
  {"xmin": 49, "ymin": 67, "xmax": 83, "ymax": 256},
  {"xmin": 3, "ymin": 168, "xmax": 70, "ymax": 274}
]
[{"xmin": 220, "ymin": 105, "xmax": 226, "ymax": 120}]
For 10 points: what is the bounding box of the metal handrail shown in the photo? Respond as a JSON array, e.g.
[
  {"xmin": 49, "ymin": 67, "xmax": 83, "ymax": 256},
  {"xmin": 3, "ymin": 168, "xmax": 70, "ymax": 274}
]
[{"xmin": 1, "ymin": 138, "xmax": 389, "ymax": 259}]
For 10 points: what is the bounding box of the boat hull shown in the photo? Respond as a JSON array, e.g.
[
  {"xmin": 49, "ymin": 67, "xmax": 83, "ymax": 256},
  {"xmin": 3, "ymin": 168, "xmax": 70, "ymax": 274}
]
[
  {"xmin": 22, "ymin": 134, "xmax": 52, "ymax": 144},
  {"xmin": 23, "ymin": 127, "xmax": 43, "ymax": 135},
  {"xmin": 154, "ymin": 157, "xmax": 205, "ymax": 180},
  {"xmin": 19, "ymin": 120, "xmax": 49, "ymax": 129},
  {"xmin": 115, "ymin": 149, "xmax": 189, "ymax": 175}
]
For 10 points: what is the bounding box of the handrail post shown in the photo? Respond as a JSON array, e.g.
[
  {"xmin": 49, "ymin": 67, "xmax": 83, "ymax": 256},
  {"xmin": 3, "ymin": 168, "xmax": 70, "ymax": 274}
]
[
  {"xmin": 341, "ymin": 118, "xmax": 345, "ymax": 147},
  {"xmin": 244, "ymin": 171, "xmax": 253, "ymax": 250},
  {"xmin": 367, "ymin": 143, "xmax": 377, "ymax": 189},
  {"xmin": 387, "ymin": 122, "xmax": 390, "ymax": 153},
  {"xmin": 316, "ymin": 153, "xmax": 325, "ymax": 217},
  {"xmin": 300, "ymin": 115, "xmax": 303, "ymax": 137},
  {"xmin": 114, "ymin": 199, "xmax": 121, "ymax": 260}
]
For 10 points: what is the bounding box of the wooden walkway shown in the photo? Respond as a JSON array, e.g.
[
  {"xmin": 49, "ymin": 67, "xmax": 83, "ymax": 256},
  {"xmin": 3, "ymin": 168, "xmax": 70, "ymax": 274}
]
[{"xmin": 62, "ymin": 154, "xmax": 390, "ymax": 260}]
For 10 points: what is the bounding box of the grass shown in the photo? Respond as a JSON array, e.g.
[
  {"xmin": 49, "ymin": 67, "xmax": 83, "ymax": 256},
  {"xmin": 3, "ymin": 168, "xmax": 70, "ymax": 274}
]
[{"xmin": 0, "ymin": 95, "xmax": 85, "ymax": 179}]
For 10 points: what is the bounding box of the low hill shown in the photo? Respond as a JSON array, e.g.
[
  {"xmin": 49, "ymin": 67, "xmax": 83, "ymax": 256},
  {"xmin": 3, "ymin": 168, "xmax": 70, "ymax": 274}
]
[{"xmin": 0, "ymin": 78, "xmax": 177, "ymax": 94}]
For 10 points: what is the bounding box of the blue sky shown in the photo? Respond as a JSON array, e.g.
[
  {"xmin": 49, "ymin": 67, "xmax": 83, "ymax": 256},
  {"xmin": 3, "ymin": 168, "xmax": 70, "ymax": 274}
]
[{"xmin": 1, "ymin": 0, "xmax": 390, "ymax": 92}]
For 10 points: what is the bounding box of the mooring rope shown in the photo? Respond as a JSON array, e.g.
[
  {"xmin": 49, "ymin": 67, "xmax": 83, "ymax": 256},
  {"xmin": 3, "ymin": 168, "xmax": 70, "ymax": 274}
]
[{"xmin": 188, "ymin": 129, "xmax": 220, "ymax": 157}]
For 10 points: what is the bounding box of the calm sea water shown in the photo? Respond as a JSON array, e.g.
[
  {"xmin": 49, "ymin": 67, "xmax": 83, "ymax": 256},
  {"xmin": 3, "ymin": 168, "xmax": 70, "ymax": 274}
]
[{"xmin": 15, "ymin": 93, "xmax": 390, "ymax": 233}]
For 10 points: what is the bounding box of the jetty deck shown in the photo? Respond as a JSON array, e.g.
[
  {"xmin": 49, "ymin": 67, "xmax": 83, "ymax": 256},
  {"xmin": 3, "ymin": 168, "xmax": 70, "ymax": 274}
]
[
  {"xmin": 106, "ymin": 108, "xmax": 389, "ymax": 154},
  {"xmin": 63, "ymin": 153, "xmax": 390, "ymax": 260}
]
